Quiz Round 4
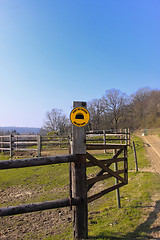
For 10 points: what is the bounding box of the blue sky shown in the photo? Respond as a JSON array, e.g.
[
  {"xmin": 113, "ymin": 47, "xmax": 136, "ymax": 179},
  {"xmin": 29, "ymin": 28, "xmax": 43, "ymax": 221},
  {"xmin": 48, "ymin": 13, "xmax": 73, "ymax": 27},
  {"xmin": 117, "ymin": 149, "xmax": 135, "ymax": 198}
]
[{"xmin": 0, "ymin": 0, "xmax": 160, "ymax": 127}]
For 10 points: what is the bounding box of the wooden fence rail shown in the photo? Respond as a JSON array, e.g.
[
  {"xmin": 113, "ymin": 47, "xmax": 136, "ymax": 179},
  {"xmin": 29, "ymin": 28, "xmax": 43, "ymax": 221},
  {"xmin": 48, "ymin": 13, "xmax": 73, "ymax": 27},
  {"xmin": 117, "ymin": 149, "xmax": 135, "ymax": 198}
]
[
  {"xmin": 86, "ymin": 128, "xmax": 130, "ymax": 146},
  {"xmin": 0, "ymin": 134, "xmax": 70, "ymax": 157},
  {"xmin": 0, "ymin": 154, "xmax": 78, "ymax": 217},
  {"xmin": 0, "ymin": 154, "xmax": 77, "ymax": 169},
  {"xmin": 0, "ymin": 197, "xmax": 80, "ymax": 217},
  {"xmin": 0, "ymin": 129, "xmax": 130, "ymax": 157},
  {"xmin": 0, "ymin": 102, "xmax": 129, "ymax": 239}
]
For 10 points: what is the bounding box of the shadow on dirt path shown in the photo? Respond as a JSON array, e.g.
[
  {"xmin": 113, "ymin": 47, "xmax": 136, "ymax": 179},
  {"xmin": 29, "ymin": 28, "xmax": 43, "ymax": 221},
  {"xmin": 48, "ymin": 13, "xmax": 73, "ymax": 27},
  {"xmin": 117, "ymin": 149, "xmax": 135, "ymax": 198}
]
[{"xmin": 125, "ymin": 200, "xmax": 160, "ymax": 239}]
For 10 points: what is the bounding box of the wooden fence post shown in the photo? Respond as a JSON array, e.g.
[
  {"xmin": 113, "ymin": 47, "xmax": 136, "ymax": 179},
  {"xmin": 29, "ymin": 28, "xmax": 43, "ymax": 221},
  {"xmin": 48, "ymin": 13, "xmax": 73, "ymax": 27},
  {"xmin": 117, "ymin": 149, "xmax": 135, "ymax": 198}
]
[
  {"xmin": 124, "ymin": 145, "xmax": 128, "ymax": 184},
  {"xmin": 16, "ymin": 136, "xmax": 18, "ymax": 151},
  {"xmin": 1, "ymin": 136, "xmax": 3, "ymax": 153},
  {"xmin": 128, "ymin": 128, "xmax": 130, "ymax": 146},
  {"xmin": 37, "ymin": 135, "xmax": 42, "ymax": 157},
  {"xmin": 103, "ymin": 130, "xmax": 106, "ymax": 154},
  {"xmin": 113, "ymin": 149, "xmax": 121, "ymax": 209},
  {"xmin": 71, "ymin": 101, "xmax": 88, "ymax": 239},
  {"xmin": 10, "ymin": 134, "xmax": 13, "ymax": 158},
  {"xmin": 119, "ymin": 129, "xmax": 122, "ymax": 144},
  {"xmin": 132, "ymin": 141, "xmax": 138, "ymax": 172},
  {"xmin": 125, "ymin": 129, "xmax": 128, "ymax": 146}
]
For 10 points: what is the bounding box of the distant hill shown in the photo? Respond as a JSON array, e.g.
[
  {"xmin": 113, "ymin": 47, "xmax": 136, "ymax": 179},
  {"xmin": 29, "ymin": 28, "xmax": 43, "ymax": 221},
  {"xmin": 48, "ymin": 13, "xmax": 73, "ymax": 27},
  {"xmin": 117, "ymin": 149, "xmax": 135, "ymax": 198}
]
[{"xmin": 0, "ymin": 127, "xmax": 41, "ymax": 134}]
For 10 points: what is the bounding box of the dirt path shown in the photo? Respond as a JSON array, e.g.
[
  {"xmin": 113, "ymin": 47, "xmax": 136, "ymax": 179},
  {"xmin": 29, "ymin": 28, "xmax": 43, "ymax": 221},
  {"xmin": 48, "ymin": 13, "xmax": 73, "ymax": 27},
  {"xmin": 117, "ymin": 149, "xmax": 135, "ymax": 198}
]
[
  {"xmin": 140, "ymin": 135, "xmax": 160, "ymax": 239},
  {"xmin": 142, "ymin": 135, "xmax": 160, "ymax": 173}
]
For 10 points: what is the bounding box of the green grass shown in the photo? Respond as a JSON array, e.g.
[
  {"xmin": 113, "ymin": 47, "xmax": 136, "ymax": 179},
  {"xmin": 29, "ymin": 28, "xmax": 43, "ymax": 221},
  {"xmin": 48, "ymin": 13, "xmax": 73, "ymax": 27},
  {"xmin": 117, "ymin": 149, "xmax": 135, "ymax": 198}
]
[
  {"xmin": 128, "ymin": 135, "xmax": 150, "ymax": 170},
  {"xmin": 0, "ymin": 163, "xmax": 70, "ymax": 208},
  {"xmin": 87, "ymin": 171, "xmax": 160, "ymax": 240},
  {"xmin": 0, "ymin": 164, "xmax": 69, "ymax": 189},
  {"xmin": 0, "ymin": 153, "xmax": 11, "ymax": 161},
  {"xmin": 0, "ymin": 135, "xmax": 160, "ymax": 239}
]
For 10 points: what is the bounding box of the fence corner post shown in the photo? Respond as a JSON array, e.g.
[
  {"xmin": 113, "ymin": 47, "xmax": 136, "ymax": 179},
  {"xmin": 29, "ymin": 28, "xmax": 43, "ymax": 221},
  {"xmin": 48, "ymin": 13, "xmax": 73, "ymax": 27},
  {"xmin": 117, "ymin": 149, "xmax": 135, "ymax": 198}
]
[{"xmin": 71, "ymin": 101, "xmax": 88, "ymax": 240}]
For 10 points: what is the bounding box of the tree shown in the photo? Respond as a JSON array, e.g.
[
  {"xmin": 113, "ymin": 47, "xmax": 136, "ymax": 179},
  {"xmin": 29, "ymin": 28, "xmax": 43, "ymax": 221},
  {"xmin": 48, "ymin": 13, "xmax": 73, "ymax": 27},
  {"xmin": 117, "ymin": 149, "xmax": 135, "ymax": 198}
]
[
  {"xmin": 102, "ymin": 89, "xmax": 128, "ymax": 129},
  {"xmin": 43, "ymin": 108, "xmax": 69, "ymax": 134},
  {"xmin": 145, "ymin": 89, "xmax": 160, "ymax": 127},
  {"xmin": 130, "ymin": 87, "xmax": 151, "ymax": 128},
  {"xmin": 87, "ymin": 99, "xmax": 104, "ymax": 130}
]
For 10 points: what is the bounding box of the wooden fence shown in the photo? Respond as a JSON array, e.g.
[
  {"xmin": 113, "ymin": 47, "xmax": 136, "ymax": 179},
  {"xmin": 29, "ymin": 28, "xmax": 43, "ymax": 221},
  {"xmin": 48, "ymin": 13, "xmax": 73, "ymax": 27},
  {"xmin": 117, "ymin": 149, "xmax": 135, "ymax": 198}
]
[
  {"xmin": 0, "ymin": 102, "xmax": 128, "ymax": 239},
  {"xmin": 86, "ymin": 128, "xmax": 130, "ymax": 146},
  {"xmin": 0, "ymin": 135, "xmax": 39, "ymax": 157},
  {"xmin": 0, "ymin": 129, "xmax": 130, "ymax": 158},
  {"xmin": 0, "ymin": 134, "xmax": 70, "ymax": 157}
]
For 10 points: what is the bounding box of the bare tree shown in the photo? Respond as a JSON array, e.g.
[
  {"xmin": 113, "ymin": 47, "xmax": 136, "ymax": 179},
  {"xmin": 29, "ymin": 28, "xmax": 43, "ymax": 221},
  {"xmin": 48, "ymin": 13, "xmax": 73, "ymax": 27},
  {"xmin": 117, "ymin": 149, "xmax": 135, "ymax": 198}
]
[
  {"xmin": 145, "ymin": 89, "xmax": 160, "ymax": 127},
  {"xmin": 87, "ymin": 99, "xmax": 104, "ymax": 130},
  {"xmin": 43, "ymin": 108, "xmax": 69, "ymax": 134},
  {"xmin": 102, "ymin": 89, "xmax": 128, "ymax": 129},
  {"xmin": 130, "ymin": 87, "xmax": 151, "ymax": 128}
]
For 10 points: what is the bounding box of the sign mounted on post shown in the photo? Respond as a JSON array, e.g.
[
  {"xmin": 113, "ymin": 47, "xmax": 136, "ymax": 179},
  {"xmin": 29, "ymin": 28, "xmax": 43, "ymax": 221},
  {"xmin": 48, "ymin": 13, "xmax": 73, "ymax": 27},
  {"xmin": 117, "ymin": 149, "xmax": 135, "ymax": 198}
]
[{"xmin": 70, "ymin": 107, "xmax": 90, "ymax": 127}]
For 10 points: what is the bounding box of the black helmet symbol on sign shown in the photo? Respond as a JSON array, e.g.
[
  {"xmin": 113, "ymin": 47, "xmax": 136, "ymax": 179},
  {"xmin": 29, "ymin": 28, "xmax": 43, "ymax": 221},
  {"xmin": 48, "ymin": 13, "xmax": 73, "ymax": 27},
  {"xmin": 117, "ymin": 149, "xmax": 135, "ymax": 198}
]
[
  {"xmin": 75, "ymin": 113, "xmax": 84, "ymax": 119},
  {"xmin": 70, "ymin": 107, "xmax": 90, "ymax": 127}
]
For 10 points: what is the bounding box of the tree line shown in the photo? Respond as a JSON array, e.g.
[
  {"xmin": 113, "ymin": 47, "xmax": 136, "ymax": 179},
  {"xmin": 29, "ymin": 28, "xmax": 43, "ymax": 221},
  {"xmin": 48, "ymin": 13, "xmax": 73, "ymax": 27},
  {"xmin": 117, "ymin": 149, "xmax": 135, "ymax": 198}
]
[
  {"xmin": 0, "ymin": 87, "xmax": 158, "ymax": 136},
  {"xmin": 42, "ymin": 87, "xmax": 160, "ymax": 134},
  {"xmin": 87, "ymin": 87, "xmax": 160, "ymax": 131}
]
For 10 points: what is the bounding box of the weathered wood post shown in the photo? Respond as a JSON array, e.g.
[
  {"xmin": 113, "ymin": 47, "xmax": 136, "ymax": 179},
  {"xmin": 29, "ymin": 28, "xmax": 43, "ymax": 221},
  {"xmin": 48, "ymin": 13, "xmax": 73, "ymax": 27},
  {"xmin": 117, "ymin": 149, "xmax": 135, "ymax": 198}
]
[
  {"xmin": 113, "ymin": 149, "xmax": 121, "ymax": 209},
  {"xmin": 0, "ymin": 136, "xmax": 3, "ymax": 153},
  {"xmin": 128, "ymin": 128, "xmax": 130, "ymax": 146},
  {"xmin": 16, "ymin": 136, "xmax": 18, "ymax": 151},
  {"xmin": 103, "ymin": 130, "xmax": 106, "ymax": 154},
  {"xmin": 37, "ymin": 135, "xmax": 42, "ymax": 157},
  {"xmin": 67, "ymin": 135, "xmax": 70, "ymax": 154},
  {"xmin": 120, "ymin": 129, "xmax": 122, "ymax": 144},
  {"xmin": 125, "ymin": 128, "xmax": 128, "ymax": 146},
  {"xmin": 132, "ymin": 141, "xmax": 138, "ymax": 172},
  {"xmin": 124, "ymin": 145, "xmax": 128, "ymax": 183},
  {"xmin": 10, "ymin": 134, "xmax": 13, "ymax": 158},
  {"xmin": 70, "ymin": 101, "xmax": 88, "ymax": 239}
]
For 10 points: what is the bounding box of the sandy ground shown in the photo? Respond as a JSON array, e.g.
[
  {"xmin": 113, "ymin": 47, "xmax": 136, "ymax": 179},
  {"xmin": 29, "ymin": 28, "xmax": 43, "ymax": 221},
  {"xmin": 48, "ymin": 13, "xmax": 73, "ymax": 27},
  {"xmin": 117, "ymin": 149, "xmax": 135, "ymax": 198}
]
[
  {"xmin": 140, "ymin": 135, "xmax": 160, "ymax": 239},
  {"xmin": 142, "ymin": 135, "xmax": 160, "ymax": 173}
]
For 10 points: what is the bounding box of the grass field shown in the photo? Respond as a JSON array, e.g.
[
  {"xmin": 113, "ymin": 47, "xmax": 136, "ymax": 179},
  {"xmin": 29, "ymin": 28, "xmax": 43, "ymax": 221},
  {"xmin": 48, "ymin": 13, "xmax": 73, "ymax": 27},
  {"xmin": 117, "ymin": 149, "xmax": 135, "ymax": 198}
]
[{"xmin": 0, "ymin": 135, "xmax": 160, "ymax": 239}]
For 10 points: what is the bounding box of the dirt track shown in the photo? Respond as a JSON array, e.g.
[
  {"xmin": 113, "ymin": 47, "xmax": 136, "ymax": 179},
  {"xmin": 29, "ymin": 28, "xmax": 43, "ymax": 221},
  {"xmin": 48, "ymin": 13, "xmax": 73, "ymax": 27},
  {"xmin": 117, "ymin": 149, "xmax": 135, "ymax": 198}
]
[
  {"xmin": 140, "ymin": 135, "xmax": 160, "ymax": 239},
  {"xmin": 142, "ymin": 135, "xmax": 160, "ymax": 173}
]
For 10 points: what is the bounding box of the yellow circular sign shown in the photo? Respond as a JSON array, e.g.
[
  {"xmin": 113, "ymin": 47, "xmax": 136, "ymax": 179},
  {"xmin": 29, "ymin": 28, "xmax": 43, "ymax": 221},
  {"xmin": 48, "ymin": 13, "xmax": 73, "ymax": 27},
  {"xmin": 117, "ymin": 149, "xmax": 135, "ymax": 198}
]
[{"xmin": 70, "ymin": 107, "xmax": 90, "ymax": 127}]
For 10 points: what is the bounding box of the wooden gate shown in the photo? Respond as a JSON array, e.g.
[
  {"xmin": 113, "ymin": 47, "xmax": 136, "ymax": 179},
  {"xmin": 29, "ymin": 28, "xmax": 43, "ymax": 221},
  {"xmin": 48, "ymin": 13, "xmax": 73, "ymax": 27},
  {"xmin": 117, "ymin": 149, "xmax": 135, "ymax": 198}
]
[
  {"xmin": 86, "ymin": 146, "xmax": 128, "ymax": 203},
  {"xmin": 0, "ymin": 102, "xmax": 128, "ymax": 240}
]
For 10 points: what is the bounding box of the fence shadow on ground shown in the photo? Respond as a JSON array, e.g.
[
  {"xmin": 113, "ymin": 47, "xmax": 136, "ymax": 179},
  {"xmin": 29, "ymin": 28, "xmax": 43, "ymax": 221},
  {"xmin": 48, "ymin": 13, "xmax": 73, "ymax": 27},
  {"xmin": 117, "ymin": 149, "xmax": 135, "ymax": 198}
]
[{"xmin": 88, "ymin": 200, "xmax": 160, "ymax": 240}]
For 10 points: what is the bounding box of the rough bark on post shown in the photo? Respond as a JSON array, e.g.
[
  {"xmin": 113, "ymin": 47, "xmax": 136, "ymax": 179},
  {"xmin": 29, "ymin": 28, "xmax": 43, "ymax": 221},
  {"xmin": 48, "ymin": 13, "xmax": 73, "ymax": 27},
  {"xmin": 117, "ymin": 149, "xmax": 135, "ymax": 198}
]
[{"xmin": 70, "ymin": 101, "xmax": 88, "ymax": 239}]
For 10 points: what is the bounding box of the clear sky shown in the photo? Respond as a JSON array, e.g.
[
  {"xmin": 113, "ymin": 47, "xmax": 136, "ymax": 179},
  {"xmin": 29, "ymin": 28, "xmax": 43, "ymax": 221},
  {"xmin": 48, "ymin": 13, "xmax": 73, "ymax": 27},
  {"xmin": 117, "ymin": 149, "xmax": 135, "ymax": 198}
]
[{"xmin": 0, "ymin": 0, "xmax": 160, "ymax": 128}]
